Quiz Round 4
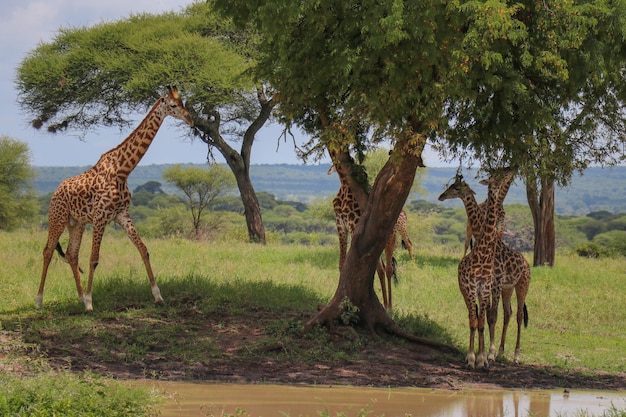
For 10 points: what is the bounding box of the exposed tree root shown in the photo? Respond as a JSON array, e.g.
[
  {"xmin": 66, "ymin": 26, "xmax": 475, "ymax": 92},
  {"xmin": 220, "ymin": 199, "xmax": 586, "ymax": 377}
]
[{"xmin": 303, "ymin": 301, "xmax": 460, "ymax": 356}]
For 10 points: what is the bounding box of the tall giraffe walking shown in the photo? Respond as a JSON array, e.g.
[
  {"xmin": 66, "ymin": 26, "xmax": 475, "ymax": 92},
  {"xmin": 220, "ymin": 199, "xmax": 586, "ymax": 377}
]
[
  {"xmin": 37, "ymin": 86, "xmax": 194, "ymax": 312},
  {"xmin": 328, "ymin": 164, "xmax": 413, "ymax": 310}
]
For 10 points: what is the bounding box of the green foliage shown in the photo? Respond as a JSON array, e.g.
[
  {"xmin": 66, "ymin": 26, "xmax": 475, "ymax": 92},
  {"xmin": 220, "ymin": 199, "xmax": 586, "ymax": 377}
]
[
  {"xmin": 608, "ymin": 215, "xmax": 626, "ymax": 231},
  {"xmin": 442, "ymin": 0, "xmax": 626, "ymax": 183},
  {"xmin": 574, "ymin": 242, "xmax": 608, "ymax": 259},
  {"xmin": 137, "ymin": 205, "xmax": 190, "ymax": 239},
  {"xmin": 133, "ymin": 181, "xmax": 164, "ymax": 195},
  {"xmin": 0, "ymin": 372, "xmax": 159, "ymax": 417},
  {"xmin": 339, "ymin": 297, "xmax": 361, "ymax": 326},
  {"xmin": 163, "ymin": 164, "xmax": 236, "ymax": 237},
  {"xmin": 0, "ymin": 136, "xmax": 38, "ymax": 230},
  {"xmin": 593, "ymin": 230, "xmax": 626, "ymax": 257},
  {"xmin": 16, "ymin": 4, "xmax": 252, "ymax": 132}
]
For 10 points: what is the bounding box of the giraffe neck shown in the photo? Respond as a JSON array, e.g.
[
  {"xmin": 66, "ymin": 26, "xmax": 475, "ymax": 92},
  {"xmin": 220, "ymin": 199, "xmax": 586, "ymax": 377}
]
[
  {"xmin": 105, "ymin": 99, "xmax": 167, "ymax": 179},
  {"xmin": 496, "ymin": 171, "xmax": 515, "ymax": 207},
  {"xmin": 460, "ymin": 191, "xmax": 484, "ymax": 241},
  {"xmin": 474, "ymin": 186, "xmax": 499, "ymax": 253}
]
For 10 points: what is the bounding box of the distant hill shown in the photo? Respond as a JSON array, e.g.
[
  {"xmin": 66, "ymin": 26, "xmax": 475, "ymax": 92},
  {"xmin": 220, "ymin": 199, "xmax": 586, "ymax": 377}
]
[{"xmin": 33, "ymin": 164, "xmax": 626, "ymax": 215}]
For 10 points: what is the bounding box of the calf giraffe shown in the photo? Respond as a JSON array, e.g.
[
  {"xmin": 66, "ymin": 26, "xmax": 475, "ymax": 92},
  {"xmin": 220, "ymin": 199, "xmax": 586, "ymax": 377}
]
[
  {"xmin": 328, "ymin": 165, "xmax": 412, "ymax": 310},
  {"xmin": 37, "ymin": 86, "xmax": 194, "ymax": 312},
  {"xmin": 439, "ymin": 169, "xmax": 530, "ymax": 365}
]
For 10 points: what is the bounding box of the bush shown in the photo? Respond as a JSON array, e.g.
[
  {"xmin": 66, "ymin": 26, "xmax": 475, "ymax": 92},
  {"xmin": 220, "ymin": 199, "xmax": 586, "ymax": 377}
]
[
  {"xmin": 593, "ymin": 230, "xmax": 626, "ymax": 257},
  {"xmin": 574, "ymin": 242, "xmax": 609, "ymax": 258}
]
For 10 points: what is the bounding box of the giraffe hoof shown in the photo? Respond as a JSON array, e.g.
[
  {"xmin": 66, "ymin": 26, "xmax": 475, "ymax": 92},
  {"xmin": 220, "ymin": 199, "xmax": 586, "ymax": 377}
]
[{"xmin": 476, "ymin": 353, "xmax": 489, "ymax": 370}]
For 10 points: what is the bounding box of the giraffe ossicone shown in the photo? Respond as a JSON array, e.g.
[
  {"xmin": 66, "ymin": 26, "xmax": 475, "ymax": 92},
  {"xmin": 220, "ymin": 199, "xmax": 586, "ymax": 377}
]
[{"xmin": 37, "ymin": 85, "xmax": 193, "ymax": 312}]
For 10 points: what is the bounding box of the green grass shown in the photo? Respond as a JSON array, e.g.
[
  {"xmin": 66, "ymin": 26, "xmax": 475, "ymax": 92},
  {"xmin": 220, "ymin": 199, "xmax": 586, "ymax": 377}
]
[
  {"xmin": 2, "ymin": 228, "xmax": 626, "ymax": 371},
  {"xmin": 0, "ymin": 371, "xmax": 160, "ymax": 417},
  {"xmin": 1, "ymin": 228, "xmax": 625, "ymax": 415}
]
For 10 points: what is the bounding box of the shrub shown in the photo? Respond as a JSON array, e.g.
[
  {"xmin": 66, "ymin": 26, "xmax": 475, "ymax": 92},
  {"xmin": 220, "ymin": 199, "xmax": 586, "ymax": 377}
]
[
  {"xmin": 593, "ymin": 230, "xmax": 626, "ymax": 257},
  {"xmin": 574, "ymin": 242, "xmax": 608, "ymax": 258}
]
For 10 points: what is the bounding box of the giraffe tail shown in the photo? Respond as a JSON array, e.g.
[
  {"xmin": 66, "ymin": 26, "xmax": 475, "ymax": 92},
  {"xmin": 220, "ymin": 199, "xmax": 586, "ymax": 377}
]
[
  {"xmin": 55, "ymin": 242, "xmax": 84, "ymax": 274},
  {"xmin": 523, "ymin": 303, "xmax": 529, "ymax": 328},
  {"xmin": 392, "ymin": 256, "xmax": 399, "ymax": 285},
  {"xmin": 401, "ymin": 239, "xmax": 407, "ymax": 250},
  {"xmin": 55, "ymin": 242, "xmax": 67, "ymax": 260}
]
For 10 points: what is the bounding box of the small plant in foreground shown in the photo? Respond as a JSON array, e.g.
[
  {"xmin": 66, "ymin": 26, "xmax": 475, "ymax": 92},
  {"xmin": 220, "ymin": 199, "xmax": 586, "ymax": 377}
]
[{"xmin": 339, "ymin": 296, "xmax": 360, "ymax": 326}]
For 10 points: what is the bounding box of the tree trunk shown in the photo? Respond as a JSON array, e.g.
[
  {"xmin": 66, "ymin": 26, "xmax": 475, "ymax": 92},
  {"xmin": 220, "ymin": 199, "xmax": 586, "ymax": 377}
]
[
  {"xmin": 192, "ymin": 88, "xmax": 273, "ymax": 244},
  {"xmin": 306, "ymin": 132, "xmax": 428, "ymax": 327},
  {"xmin": 525, "ymin": 174, "xmax": 556, "ymax": 266},
  {"xmin": 228, "ymin": 157, "xmax": 266, "ymax": 243}
]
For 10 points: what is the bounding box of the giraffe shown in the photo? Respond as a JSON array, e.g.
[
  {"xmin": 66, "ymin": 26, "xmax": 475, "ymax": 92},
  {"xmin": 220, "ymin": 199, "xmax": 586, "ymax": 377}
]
[
  {"xmin": 452, "ymin": 171, "xmax": 501, "ymax": 369},
  {"xmin": 37, "ymin": 85, "xmax": 194, "ymax": 312},
  {"xmin": 481, "ymin": 173, "xmax": 530, "ymax": 364},
  {"xmin": 328, "ymin": 165, "xmax": 412, "ymax": 310},
  {"xmin": 438, "ymin": 169, "xmax": 530, "ymax": 365}
]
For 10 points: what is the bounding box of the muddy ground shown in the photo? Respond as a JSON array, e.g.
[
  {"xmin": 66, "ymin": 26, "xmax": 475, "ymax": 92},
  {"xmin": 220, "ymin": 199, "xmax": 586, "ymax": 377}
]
[{"xmin": 5, "ymin": 307, "xmax": 624, "ymax": 393}]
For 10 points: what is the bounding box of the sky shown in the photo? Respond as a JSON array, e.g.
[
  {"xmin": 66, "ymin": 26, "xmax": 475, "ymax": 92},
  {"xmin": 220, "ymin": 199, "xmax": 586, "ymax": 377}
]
[{"xmin": 0, "ymin": 0, "xmax": 450, "ymax": 168}]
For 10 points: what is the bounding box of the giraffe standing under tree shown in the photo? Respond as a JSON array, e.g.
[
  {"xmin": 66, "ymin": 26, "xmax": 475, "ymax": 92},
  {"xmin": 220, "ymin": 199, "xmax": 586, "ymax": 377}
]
[
  {"xmin": 37, "ymin": 85, "xmax": 194, "ymax": 312},
  {"xmin": 450, "ymin": 169, "xmax": 507, "ymax": 369},
  {"xmin": 328, "ymin": 164, "xmax": 413, "ymax": 310},
  {"xmin": 439, "ymin": 168, "xmax": 530, "ymax": 367}
]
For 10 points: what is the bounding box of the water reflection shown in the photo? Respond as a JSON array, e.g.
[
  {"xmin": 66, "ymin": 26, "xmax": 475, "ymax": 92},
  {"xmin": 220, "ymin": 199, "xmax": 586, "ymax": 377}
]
[{"xmin": 136, "ymin": 381, "xmax": 626, "ymax": 417}]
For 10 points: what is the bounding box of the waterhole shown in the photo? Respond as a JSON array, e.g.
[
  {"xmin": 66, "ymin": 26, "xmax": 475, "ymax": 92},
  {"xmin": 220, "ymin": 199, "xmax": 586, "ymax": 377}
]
[{"xmin": 136, "ymin": 381, "xmax": 626, "ymax": 416}]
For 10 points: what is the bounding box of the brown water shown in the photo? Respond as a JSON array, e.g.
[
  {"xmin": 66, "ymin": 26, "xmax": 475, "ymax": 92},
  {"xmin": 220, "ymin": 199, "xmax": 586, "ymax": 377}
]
[{"xmin": 135, "ymin": 381, "xmax": 626, "ymax": 417}]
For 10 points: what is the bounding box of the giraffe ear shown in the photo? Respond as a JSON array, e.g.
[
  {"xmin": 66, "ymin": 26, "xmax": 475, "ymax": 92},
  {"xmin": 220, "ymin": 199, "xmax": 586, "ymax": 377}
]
[{"xmin": 170, "ymin": 85, "xmax": 179, "ymax": 99}]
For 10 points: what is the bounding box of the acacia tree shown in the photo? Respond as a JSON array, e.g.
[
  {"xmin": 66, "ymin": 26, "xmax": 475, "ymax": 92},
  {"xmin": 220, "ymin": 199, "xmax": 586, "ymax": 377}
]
[
  {"xmin": 15, "ymin": 3, "xmax": 272, "ymax": 243},
  {"xmin": 163, "ymin": 164, "xmax": 236, "ymax": 239},
  {"xmin": 437, "ymin": 0, "xmax": 626, "ymax": 266}
]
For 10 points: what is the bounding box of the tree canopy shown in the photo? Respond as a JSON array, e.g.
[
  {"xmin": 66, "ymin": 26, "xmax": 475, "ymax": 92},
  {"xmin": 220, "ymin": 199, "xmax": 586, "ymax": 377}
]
[
  {"xmin": 16, "ymin": 4, "xmax": 251, "ymax": 134},
  {"xmin": 213, "ymin": 0, "xmax": 626, "ymax": 337}
]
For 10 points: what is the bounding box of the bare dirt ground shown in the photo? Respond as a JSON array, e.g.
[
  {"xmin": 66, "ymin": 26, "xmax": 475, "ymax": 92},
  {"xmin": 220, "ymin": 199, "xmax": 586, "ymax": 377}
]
[{"xmin": 7, "ymin": 308, "xmax": 624, "ymax": 393}]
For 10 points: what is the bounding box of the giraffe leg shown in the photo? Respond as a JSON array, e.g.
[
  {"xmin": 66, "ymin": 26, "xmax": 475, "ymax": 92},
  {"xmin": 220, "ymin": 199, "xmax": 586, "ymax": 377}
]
[
  {"xmin": 376, "ymin": 260, "xmax": 388, "ymax": 309},
  {"xmin": 459, "ymin": 270, "xmax": 477, "ymax": 369},
  {"xmin": 65, "ymin": 222, "xmax": 87, "ymax": 307},
  {"xmin": 488, "ymin": 277, "xmax": 503, "ymax": 362},
  {"xmin": 37, "ymin": 216, "xmax": 67, "ymax": 308},
  {"xmin": 466, "ymin": 302, "xmax": 478, "ymax": 369},
  {"xmin": 513, "ymin": 276, "xmax": 530, "ymax": 364},
  {"xmin": 498, "ymin": 286, "xmax": 514, "ymax": 359},
  {"xmin": 80, "ymin": 221, "xmax": 109, "ymax": 312},
  {"xmin": 383, "ymin": 233, "xmax": 396, "ymax": 310},
  {"xmin": 476, "ymin": 293, "xmax": 490, "ymax": 369},
  {"xmin": 116, "ymin": 213, "xmax": 164, "ymax": 305},
  {"xmin": 487, "ymin": 298, "xmax": 499, "ymax": 362}
]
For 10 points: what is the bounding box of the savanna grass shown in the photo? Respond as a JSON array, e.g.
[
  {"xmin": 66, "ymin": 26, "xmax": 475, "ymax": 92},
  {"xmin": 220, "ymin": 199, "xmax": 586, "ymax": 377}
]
[
  {"xmin": 1, "ymin": 228, "xmax": 626, "ymax": 375},
  {"xmin": 0, "ymin": 371, "xmax": 160, "ymax": 417}
]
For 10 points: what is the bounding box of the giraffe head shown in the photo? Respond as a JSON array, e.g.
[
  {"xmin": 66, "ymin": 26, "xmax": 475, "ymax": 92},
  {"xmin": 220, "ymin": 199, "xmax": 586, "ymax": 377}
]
[
  {"xmin": 161, "ymin": 85, "xmax": 194, "ymax": 127},
  {"xmin": 438, "ymin": 174, "xmax": 474, "ymax": 201},
  {"xmin": 479, "ymin": 166, "xmax": 516, "ymax": 200}
]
